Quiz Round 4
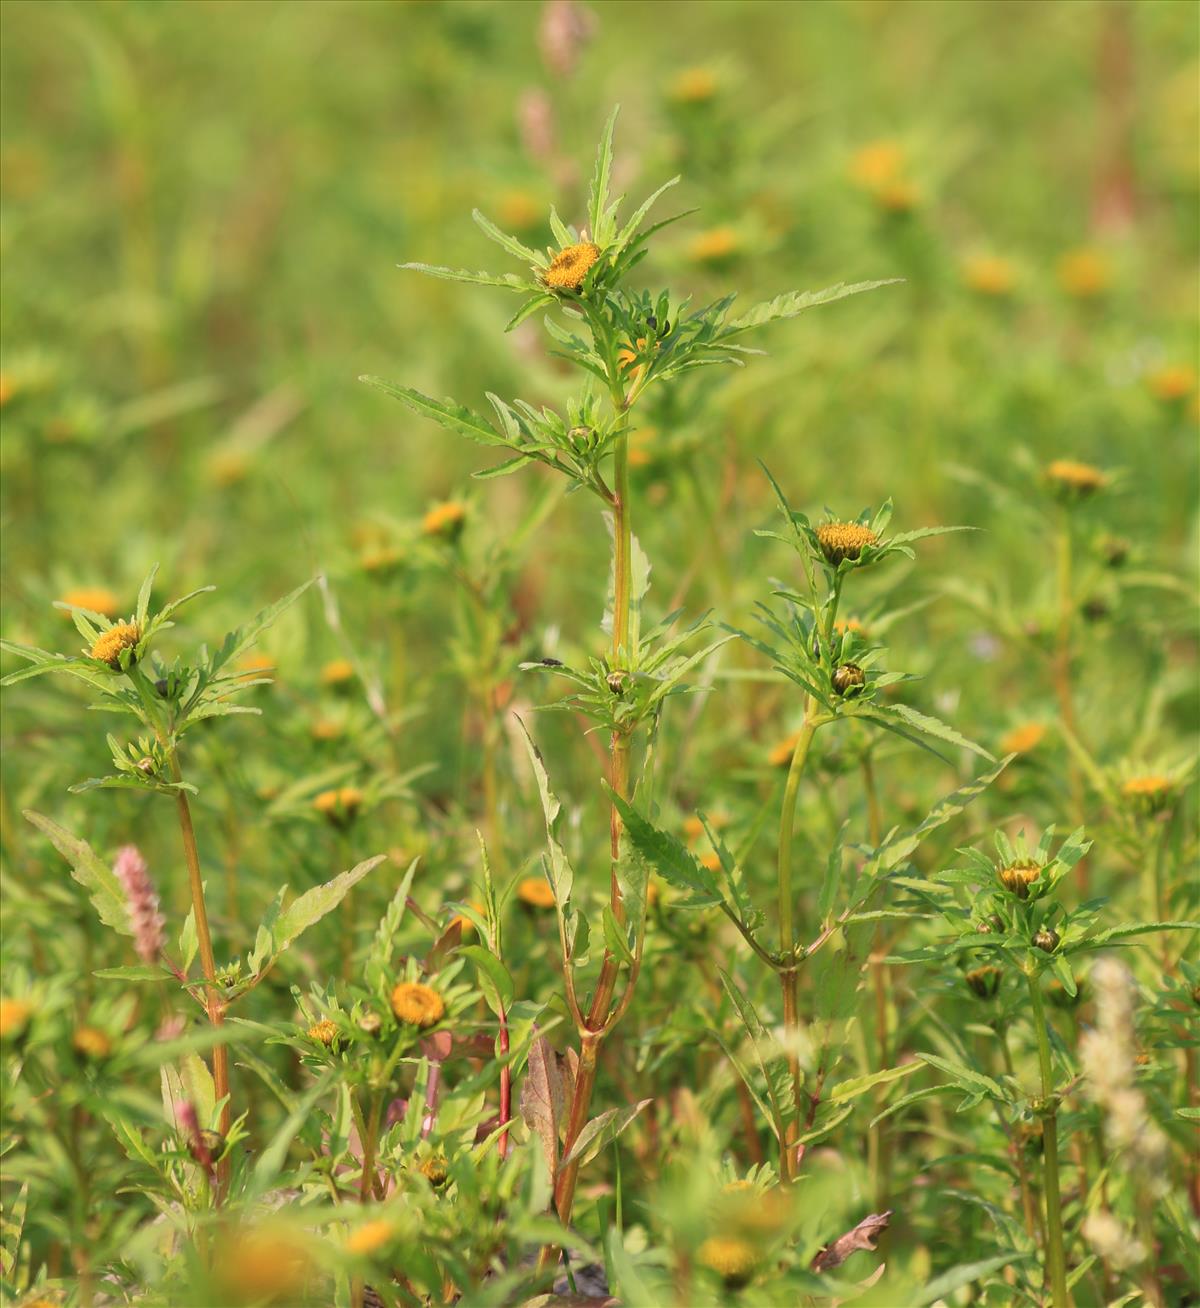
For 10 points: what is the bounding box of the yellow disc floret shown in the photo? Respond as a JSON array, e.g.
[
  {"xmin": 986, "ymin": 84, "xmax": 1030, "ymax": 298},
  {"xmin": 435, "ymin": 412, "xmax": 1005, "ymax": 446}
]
[
  {"xmin": 543, "ymin": 242, "xmax": 601, "ymax": 292},
  {"xmin": 390, "ymin": 982, "xmax": 445, "ymax": 1027},
  {"xmin": 89, "ymin": 621, "xmax": 140, "ymax": 669},
  {"xmin": 307, "ymin": 1019, "xmax": 338, "ymax": 1046},
  {"xmin": 816, "ymin": 522, "xmax": 879, "ymax": 565}
]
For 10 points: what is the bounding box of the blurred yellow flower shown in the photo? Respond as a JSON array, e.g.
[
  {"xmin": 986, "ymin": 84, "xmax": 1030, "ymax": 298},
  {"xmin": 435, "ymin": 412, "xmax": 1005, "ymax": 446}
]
[
  {"xmin": 670, "ymin": 67, "xmax": 719, "ymax": 104},
  {"xmin": 1001, "ymin": 722, "xmax": 1047, "ymax": 755},
  {"xmin": 1057, "ymin": 247, "xmax": 1111, "ymax": 298},
  {"xmin": 517, "ymin": 876, "xmax": 556, "ymax": 909},
  {"xmin": 313, "ymin": 786, "xmax": 362, "ymax": 821},
  {"xmin": 422, "ymin": 500, "xmax": 467, "ymax": 538},
  {"xmin": 320, "ymin": 658, "xmax": 355, "ymax": 687},
  {"xmin": 346, "ymin": 1219, "xmax": 395, "ymax": 1255},
  {"xmin": 962, "ymin": 254, "xmax": 1017, "ymax": 296},
  {"xmin": 688, "ymin": 226, "xmax": 740, "ymax": 264},
  {"xmin": 217, "ymin": 1229, "xmax": 312, "ymax": 1305},
  {"xmin": 0, "ymin": 998, "xmax": 33, "ymax": 1040},
  {"xmin": 849, "ymin": 140, "xmax": 905, "ymax": 190},
  {"xmin": 72, "ymin": 1026, "xmax": 112, "ymax": 1059},
  {"xmin": 698, "ymin": 1235, "xmax": 758, "ymax": 1287},
  {"xmin": 1046, "ymin": 459, "xmax": 1108, "ymax": 496},
  {"xmin": 1146, "ymin": 364, "xmax": 1196, "ymax": 402},
  {"xmin": 59, "ymin": 587, "xmax": 119, "ymax": 619},
  {"xmin": 497, "ymin": 189, "xmax": 541, "ymax": 231}
]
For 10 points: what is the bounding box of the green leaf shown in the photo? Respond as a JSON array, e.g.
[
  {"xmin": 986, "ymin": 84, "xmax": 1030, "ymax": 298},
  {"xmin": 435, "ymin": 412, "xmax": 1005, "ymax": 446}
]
[
  {"xmin": 602, "ymin": 905, "xmax": 635, "ymax": 965},
  {"xmin": 879, "ymin": 703, "xmax": 994, "ymax": 760},
  {"xmin": 270, "ymin": 856, "xmax": 386, "ymax": 956},
  {"xmin": 360, "ymin": 378, "xmax": 508, "ymax": 447},
  {"xmin": 23, "ymin": 811, "xmax": 132, "ymax": 937},
  {"xmin": 587, "ymin": 105, "xmax": 620, "ymax": 243},
  {"xmin": 471, "ymin": 208, "xmax": 545, "ymax": 266},
  {"xmin": 829, "ymin": 1061, "xmax": 920, "ymax": 1104},
  {"xmin": 606, "ymin": 788, "xmax": 722, "ymax": 907},
  {"xmin": 916, "ymin": 1052, "xmax": 1008, "ymax": 1104},
  {"xmin": 516, "ymin": 718, "xmax": 578, "ymax": 947},
  {"xmin": 613, "ymin": 176, "xmax": 680, "ymax": 253},
  {"xmin": 560, "ymin": 1098, "xmax": 650, "ymax": 1170},
  {"xmin": 396, "ymin": 262, "xmax": 534, "ymax": 291},
  {"xmin": 723, "ymin": 279, "xmax": 902, "ymax": 337},
  {"xmin": 93, "ymin": 965, "xmax": 173, "ymax": 982},
  {"xmin": 460, "ymin": 945, "xmax": 514, "ymax": 1016},
  {"xmin": 910, "ymin": 1252, "xmax": 1030, "ymax": 1306}
]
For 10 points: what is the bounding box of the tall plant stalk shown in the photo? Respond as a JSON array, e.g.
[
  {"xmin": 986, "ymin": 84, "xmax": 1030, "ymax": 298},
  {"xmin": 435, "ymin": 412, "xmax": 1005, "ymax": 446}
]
[{"xmin": 1027, "ymin": 974, "xmax": 1071, "ymax": 1308}]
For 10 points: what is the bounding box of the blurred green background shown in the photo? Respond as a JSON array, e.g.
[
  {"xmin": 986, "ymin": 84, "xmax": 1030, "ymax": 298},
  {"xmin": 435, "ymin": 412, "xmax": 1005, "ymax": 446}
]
[{"xmin": 2, "ymin": 0, "xmax": 1197, "ymax": 870}]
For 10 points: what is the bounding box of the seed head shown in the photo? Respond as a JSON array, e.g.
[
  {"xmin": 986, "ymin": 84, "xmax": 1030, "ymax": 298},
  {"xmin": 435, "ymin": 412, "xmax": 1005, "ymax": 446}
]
[
  {"xmin": 422, "ymin": 500, "xmax": 467, "ymax": 538},
  {"xmin": 346, "ymin": 1219, "xmax": 395, "ymax": 1255},
  {"xmin": 89, "ymin": 621, "xmax": 140, "ymax": 670},
  {"xmin": 816, "ymin": 521, "xmax": 878, "ymax": 565},
  {"xmin": 698, "ymin": 1235, "xmax": 758, "ymax": 1288},
  {"xmin": 832, "ymin": 662, "xmax": 866, "ymax": 697},
  {"xmin": 0, "ymin": 997, "xmax": 33, "ymax": 1041},
  {"xmin": 965, "ymin": 966, "xmax": 1001, "ymax": 999},
  {"xmin": 542, "ymin": 241, "xmax": 601, "ymax": 292},
  {"xmin": 72, "ymin": 1026, "xmax": 112, "ymax": 1059},
  {"xmin": 1033, "ymin": 928, "xmax": 1060, "ymax": 954},
  {"xmin": 516, "ymin": 876, "xmax": 556, "ymax": 909},
  {"xmin": 59, "ymin": 587, "xmax": 119, "ymax": 619},
  {"xmin": 1045, "ymin": 459, "xmax": 1108, "ymax": 497},
  {"xmin": 113, "ymin": 845, "xmax": 165, "ymax": 966},
  {"xmin": 999, "ymin": 859, "xmax": 1042, "ymax": 899},
  {"xmin": 390, "ymin": 982, "xmax": 444, "ymax": 1028},
  {"xmin": 307, "ymin": 1019, "xmax": 339, "ymax": 1046}
]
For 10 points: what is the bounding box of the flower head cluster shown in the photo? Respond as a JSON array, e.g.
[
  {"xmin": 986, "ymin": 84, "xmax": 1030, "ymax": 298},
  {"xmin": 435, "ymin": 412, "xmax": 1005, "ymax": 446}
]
[{"xmin": 114, "ymin": 845, "xmax": 165, "ymax": 965}]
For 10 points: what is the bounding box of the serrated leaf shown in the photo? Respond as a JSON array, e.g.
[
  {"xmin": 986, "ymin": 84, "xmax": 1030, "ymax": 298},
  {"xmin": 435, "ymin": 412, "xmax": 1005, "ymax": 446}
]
[
  {"xmin": 587, "ymin": 105, "xmax": 620, "ymax": 243},
  {"xmin": 829, "ymin": 1061, "xmax": 920, "ymax": 1104},
  {"xmin": 880, "ymin": 703, "xmax": 994, "ymax": 760},
  {"xmin": 397, "ymin": 262, "xmax": 534, "ymax": 291},
  {"xmin": 360, "ymin": 378, "xmax": 508, "ymax": 447},
  {"xmin": 723, "ymin": 279, "xmax": 901, "ymax": 337},
  {"xmin": 471, "ymin": 209, "xmax": 544, "ymax": 265},
  {"xmin": 269, "ymin": 856, "xmax": 386, "ymax": 956},
  {"xmin": 916, "ymin": 1051, "xmax": 1008, "ymax": 1104},
  {"xmin": 23, "ymin": 811, "xmax": 132, "ymax": 937},
  {"xmin": 606, "ymin": 788, "xmax": 722, "ymax": 907}
]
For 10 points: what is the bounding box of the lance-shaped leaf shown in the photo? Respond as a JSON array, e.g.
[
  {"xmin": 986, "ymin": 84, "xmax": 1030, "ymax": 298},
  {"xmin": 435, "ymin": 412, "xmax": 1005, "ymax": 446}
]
[
  {"xmin": 517, "ymin": 718, "xmax": 579, "ymax": 949},
  {"xmin": 722, "ymin": 279, "xmax": 902, "ymax": 337},
  {"xmin": 460, "ymin": 945, "xmax": 514, "ymax": 1017},
  {"xmin": 268, "ymin": 856, "xmax": 386, "ymax": 957},
  {"xmin": 560, "ymin": 1098, "xmax": 652, "ymax": 1170},
  {"xmin": 24, "ymin": 811, "xmax": 132, "ymax": 938},
  {"xmin": 587, "ymin": 105, "xmax": 620, "ymax": 244},
  {"xmin": 872, "ymin": 703, "xmax": 993, "ymax": 761},
  {"xmin": 606, "ymin": 787, "xmax": 722, "ymax": 908},
  {"xmin": 396, "ymin": 262, "xmax": 537, "ymax": 292},
  {"xmin": 359, "ymin": 378, "xmax": 509, "ymax": 448}
]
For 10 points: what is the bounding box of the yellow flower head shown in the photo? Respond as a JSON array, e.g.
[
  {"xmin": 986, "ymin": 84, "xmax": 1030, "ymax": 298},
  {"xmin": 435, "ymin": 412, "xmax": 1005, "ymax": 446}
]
[
  {"xmin": 207, "ymin": 449, "xmax": 250, "ymax": 488},
  {"xmin": 849, "ymin": 140, "xmax": 905, "ymax": 190},
  {"xmin": 670, "ymin": 67, "xmax": 719, "ymax": 104},
  {"xmin": 1057, "ymin": 248, "xmax": 1111, "ymax": 299},
  {"xmin": 769, "ymin": 730, "xmax": 802, "ymax": 769},
  {"xmin": 0, "ymin": 998, "xmax": 33, "ymax": 1040},
  {"xmin": 418, "ymin": 1155, "xmax": 449, "ymax": 1186},
  {"xmin": 89, "ymin": 621, "xmax": 140, "ymax": 669},
  {"xmin": 59, "ymin": 587, "xmax": 119, "ymax": 619},
  {"xmin": 360, "ymin": 545, "xmax": 403, "ymax": 577},
  {"xmin": 816, "ymin": 521, "xmax": 879, "ymax": 565},
  {"xmin": 1046, "ymin": 459, "xmax": 1108, "ymax": 497},
  {"xmin": 1121, "ymin": 775, "xmax": 1173, "ymax": 811},
  {"xmin": 698, "ymin": 1235, "xmax": 759, "ymax": 1288},
  {"xmin": 962, "ymin": 254, "xmax": 1016, "ymax": 296},
  {"xmin": 320, "ymin": 658, "xmax": 355, "ymax": 687},
  {"xmin": 834, "ymin": 616, "xmax": 867, "ymax": 637},
  {"xmin": 1001, "ymin": 722, "xmax": 1047, "ymax": 755},
  {"xmin": 310, "ymin": 718, "xmax": 343, "ymax": 742},
  {"xmin": 1146, "ymin": 364, "xmax": 1196, "ymax": 402},
  {"xmin": 497, "ymin": 189, "xmax": 542, "ymax": 232},
  {"xmin": 346, "ymin": 1219, "xmax": 395, "ymax": 1255},
  {"xmin": 314, "ymin": 786, "xmax": 362, "ymax": 821},
  {"xmin": 543, "ymin": 242, "xmax": 601, "ymax": 292},
  {"xmin": 216, "ymin": 1229, "xmax": 312, "ymax": 1305},
  {"xmin": 72, "ymin": 1026, "xmax": 112, "ymax": 1059},
  {"xmin": 688, "ymin": 226, "xmax": 740, "ymax": 264},
  {"xmin": 876, "ymin": 178, "xmax": 920, "ymax": 213},
  {"xmin": 516, "ymin": 876, "xmax": 556, "ymax": 909},
  {"xmin": 390, "ymin": 981, "xmax": 445, "ymax": 1027},
  {"xmin": 999, "ymin": 859, "xmax": 1043, "ymax": 899},
  {"xmin": 422, "ymin": 500, "xmax": 467, "ymax": 538},
  {"xmin": 307, "ymin": 1019, "xmax": 338, "ymax": 1046}
]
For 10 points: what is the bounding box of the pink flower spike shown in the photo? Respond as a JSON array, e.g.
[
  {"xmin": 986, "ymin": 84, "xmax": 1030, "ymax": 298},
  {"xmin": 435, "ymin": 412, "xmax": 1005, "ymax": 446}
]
[{"xmin": 113, "ymin": 844, "xmax": 166, "ymax": 965}]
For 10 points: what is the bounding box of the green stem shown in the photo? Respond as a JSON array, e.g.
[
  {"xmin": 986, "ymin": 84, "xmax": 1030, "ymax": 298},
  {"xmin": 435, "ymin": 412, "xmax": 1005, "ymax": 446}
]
[
  {"xmin": 1027, "ymin": 974, "xmax": 1071, "ymax": 1308},
  {"xmin": 167, "ymin": 747, "xmax": 231, "ymax": 1195},
  {"xmin": 777, "ymin": 707, "xmax": 819, "ymax": 1180}
]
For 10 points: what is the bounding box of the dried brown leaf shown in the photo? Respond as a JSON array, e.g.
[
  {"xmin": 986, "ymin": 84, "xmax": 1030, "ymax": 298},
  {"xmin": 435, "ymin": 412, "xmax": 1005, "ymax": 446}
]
[{"xmin": 811, "ymin": 1209, "xmax": 892, "ymax": 1272}]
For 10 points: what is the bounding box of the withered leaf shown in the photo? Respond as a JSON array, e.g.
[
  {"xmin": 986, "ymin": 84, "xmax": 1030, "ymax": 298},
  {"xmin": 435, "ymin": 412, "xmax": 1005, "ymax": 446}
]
[
  {"xmin": 519, "ymin": 1033, "xmax": 566, "ymax": 1181},
  {"xmin": 811, "ymin": 1209, "xmax": 892, "ymax": 1272}
]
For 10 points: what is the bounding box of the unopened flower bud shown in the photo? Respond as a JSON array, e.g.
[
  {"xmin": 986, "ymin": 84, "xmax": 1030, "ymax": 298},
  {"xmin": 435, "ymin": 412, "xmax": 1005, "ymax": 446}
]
[
  {"xmin": 832, "ymin": 663, "xmax": 865, "ymax": 697},
  {"xmin": 999, "ymin": 860, "xmax": 1042, "ymax": 899},
  {"xmin": 965, "ymin": 966, "xmax": 1001, "ymax": 999},
  {"xmin": 1033, "ymin": 928, "xmax": 1060, "ymax": 954}
]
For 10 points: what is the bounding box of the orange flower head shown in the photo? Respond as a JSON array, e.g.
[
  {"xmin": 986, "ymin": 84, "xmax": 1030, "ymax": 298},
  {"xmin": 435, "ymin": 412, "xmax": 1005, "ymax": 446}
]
[
  {"xmin": 0, "ymin": 998, "xmax": 33, "ymax": 1040},
  {"xmin": 1146, "ymin": 365, "xmax": 1196, "ymax": 402},
  {"xmin": 1057, "ymin": 248, "xmax": 1111, "ymax": 298},
  {"xmin": 688, "ymin": 226, "xmax": 740, "ymax": 264},
  {"xmin": 816, "ymin": 522, "xmax": 878, "ymax": 564},
  {"xmin": 963, "ymin": 254, "xmax": 1016, "ymax": 296},
  {"xmin": 422, "ymin": 500, "xmax": 467, "ymax": 538},
  {"xmin": 320, "ymin": 658, "xmax": 355, "ymax": 687},
  {"xmin": 346, "ymin": 1219, "xmax": 395, "ymax": 1255},
  {"xmin": 1046, "ymin": 459, "xmax": 1108, "ymax": 497},
  {"xmin": 390, "ymin": 982, "xmax": 444, "ymax": 1027},
  {"xmin": 543, "ymin": 242, "xmax": 601, "ymax": 292},
  {"xmin": 849, "ymin": 140, "xmax": 905, "ymax": 190},
  {"xmin": 670, "ymin": 67, "xmax": 718, "ymax": 104},
  {"xmin": 89, "ymin": 621, "xmax": 140, "ymax": 670},
  {"xmin": 516, "ymin": 876, "xmax": 556, "ymax": 909},
  {"xmin": 1001, "ymin": 722, "xmax": 1047, "ymax": 755},
  {"xmin": 307, "ymin": 1019, "xmax": 338, "ymax": 1046},
  {"xmin": 72, "ymin": 1026, "xmax": 112, "ymax": 1059},
  {"xmin": 698, "ymin": 1236, "xmax": 758, "ymax": 1288}
]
